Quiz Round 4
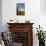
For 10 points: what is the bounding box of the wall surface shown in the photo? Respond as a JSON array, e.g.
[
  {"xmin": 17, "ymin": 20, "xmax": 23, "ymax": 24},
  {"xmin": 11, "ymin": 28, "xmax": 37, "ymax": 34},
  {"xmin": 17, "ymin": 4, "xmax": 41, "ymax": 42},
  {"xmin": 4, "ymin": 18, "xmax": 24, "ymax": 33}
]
[
  {"xmin": 2, "ymin": 0, "xmax": 46, "ymax": 46},
  {"xmin": 0, "ymin": 0, "xmax": 2, "ymax": 32},
  {"xmin": 40, "ymin": 0, "xmax": 46, "ymax": 31},
  {"xmin": 40, "ymin": 0, "xmax": 46, "ymax": 13},
  {"xmin": 2, "ymin": 0, "xmax": 40, "ymax": 31}
]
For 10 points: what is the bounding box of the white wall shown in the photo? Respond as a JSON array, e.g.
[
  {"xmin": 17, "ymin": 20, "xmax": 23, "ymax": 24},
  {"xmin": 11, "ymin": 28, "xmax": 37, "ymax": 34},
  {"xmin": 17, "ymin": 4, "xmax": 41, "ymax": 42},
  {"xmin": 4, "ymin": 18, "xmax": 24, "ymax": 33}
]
[
  {"xmin": 0, "ymin": 0, "xmax": 2, "ymax": 32},
  {"xmin": 2, "ymin": 0, "xmax": 40, "ymax": 31},
  {"xmin": 2, "ymin": 0, "xmax": 46, "ymax": 46},
  {"xmin": 40, "ymin": 0, "xmax": 46, "ymax": 13},
  {"xmin": 40, "ymin": 0, "xmax": 46, "ymax": 31}
]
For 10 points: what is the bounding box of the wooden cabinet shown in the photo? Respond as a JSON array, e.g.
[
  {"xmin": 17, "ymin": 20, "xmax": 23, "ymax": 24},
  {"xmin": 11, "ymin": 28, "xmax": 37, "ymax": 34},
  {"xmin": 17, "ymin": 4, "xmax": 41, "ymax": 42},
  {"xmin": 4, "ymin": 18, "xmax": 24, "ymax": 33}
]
[{"xmin": 7, "ymin": 23, "xmax": 34, "ymax": 46}]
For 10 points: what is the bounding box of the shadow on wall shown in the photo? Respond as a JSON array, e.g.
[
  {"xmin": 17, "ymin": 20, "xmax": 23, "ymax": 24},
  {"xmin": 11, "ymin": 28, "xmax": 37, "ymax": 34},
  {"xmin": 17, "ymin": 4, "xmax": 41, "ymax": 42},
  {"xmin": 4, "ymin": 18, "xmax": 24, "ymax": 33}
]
[
  {"xmin": 0, "ymin": 0, "xmax": 2, "ymax": 32},
  {"xmin": 40, "ymin": 0, "xmax": 46, "ymax": 13}
]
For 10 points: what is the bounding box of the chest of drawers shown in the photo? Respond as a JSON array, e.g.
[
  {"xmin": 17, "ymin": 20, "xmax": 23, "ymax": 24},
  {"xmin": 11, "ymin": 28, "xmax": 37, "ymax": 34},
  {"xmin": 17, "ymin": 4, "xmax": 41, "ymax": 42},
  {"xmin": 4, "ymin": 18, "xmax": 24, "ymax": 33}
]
[{"xmin": 7, "ymin": 23, "xmax": 34, "ymax": 46}]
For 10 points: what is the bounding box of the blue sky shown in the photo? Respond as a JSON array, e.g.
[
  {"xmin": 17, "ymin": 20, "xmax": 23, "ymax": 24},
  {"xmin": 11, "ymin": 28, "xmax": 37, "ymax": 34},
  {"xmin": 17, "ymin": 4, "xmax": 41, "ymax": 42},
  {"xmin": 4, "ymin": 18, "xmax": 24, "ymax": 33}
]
[{"xmin": 17, "ymin": 3, "xmax": 25, "ymax": 9}]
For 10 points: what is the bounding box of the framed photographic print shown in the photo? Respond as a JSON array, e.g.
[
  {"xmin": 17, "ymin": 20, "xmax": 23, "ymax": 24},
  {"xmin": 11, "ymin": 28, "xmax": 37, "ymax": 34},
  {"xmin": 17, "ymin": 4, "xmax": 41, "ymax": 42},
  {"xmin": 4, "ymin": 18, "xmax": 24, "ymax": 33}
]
[{"xmin": 16, "ymin": 3, "xmax": 25, "ymax": 16}]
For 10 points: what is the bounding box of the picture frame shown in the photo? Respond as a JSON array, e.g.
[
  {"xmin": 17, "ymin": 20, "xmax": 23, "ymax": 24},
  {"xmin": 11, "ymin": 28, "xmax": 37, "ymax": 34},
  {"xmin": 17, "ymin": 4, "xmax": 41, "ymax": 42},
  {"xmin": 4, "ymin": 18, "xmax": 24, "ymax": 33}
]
[{"xmin": 16, "ymin": 3, "xmax": 25, "ymax": 16}]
